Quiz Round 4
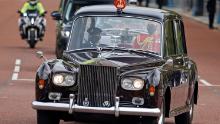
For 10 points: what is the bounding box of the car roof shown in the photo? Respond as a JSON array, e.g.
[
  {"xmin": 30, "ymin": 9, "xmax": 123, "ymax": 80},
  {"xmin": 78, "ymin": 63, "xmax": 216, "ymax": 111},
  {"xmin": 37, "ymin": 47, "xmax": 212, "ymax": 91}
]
[
  {"xmin": 72, "ymin": 0, "xmax": 113, "ymax": 4},
  {"xmin": 75, "ymin": 5, "xmax": 181, "ymax": 21}
]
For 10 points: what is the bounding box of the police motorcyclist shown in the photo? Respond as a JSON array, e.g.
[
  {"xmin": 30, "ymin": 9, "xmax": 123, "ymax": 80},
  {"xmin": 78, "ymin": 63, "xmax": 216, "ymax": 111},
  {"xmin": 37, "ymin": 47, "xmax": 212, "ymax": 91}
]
[{"xmin": 18, "ymin": 0, "xmax": 46, "ymax": 40}]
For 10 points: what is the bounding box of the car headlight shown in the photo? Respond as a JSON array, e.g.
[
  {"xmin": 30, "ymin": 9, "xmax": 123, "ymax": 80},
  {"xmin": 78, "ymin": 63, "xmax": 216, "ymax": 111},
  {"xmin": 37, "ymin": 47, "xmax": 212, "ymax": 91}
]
[
  {"xmin": 53, "ymin": 73, "xmax": 76, "ymax": 86},
  {"xmin": 121, "ymin": 78, "xmax": 145, "ymax": 91},
  {"xmin": 61, "ymin": 31, "xmax": 70, "ymax": 37}
]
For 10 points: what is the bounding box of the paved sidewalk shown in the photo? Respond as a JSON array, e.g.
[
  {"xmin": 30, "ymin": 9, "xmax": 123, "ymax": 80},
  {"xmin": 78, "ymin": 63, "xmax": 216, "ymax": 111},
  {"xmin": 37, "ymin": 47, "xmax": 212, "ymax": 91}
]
[
  {"xmin": 165, "ymin": 7, "xmax": 220, "ymax": 30},
  {"xmin": 143, "ymin": 2, "xmax": 220, "ymax": 30}
]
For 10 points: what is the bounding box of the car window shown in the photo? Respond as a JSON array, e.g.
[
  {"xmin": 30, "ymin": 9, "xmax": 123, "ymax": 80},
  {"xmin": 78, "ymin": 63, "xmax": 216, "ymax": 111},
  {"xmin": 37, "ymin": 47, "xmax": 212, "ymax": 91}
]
[
  {"xmin": 64, "ymin": 1, "xmax": 73, "ymax": 21},
  {"xmin": 164, "ymin": 20, "xmax": 176, "ymax": 56},
  {"xmin": 180, "ymin": 21, "xmax": 187, "ymax": 54},
  {"xmin": 68, "ymin": 16, "xmax": 162, "ymax": 55},
  {"xmin": 173, "ymin": 20, "xmax": 186, "ymax": 55}
]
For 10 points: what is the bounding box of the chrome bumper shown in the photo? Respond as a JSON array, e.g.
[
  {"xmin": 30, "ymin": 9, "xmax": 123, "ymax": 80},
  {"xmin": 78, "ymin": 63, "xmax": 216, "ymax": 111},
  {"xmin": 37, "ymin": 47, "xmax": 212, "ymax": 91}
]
[{"xmin": 32, "ymin": 95, "xmax": 161, "ymax": 117}]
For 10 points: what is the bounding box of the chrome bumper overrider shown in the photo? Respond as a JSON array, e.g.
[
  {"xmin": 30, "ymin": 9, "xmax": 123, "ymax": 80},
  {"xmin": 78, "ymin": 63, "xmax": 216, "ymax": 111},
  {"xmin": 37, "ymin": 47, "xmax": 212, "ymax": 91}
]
[{"xmin": 32, "ymin": 95, "xmax": 161, "ymax": 117}]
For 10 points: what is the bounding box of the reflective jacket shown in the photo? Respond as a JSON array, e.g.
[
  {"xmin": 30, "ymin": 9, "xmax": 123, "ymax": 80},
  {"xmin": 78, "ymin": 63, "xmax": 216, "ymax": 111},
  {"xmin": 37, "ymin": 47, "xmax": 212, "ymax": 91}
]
[{"xmin": 20, "ymin": 2, "xmax": 45, "ymax": 15}]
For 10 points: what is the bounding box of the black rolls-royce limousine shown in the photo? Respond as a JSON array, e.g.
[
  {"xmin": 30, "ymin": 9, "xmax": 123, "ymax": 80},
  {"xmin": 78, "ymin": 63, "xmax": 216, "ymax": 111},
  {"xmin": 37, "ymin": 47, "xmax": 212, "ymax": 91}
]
[{"xmin": 32, "ymin": 3, "xmax": 198, "ymax": 124}]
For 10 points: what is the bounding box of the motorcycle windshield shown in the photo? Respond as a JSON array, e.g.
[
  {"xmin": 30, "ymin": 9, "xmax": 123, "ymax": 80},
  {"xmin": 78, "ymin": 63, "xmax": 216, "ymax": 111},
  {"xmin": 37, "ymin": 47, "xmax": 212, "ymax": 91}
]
[{"xmin": 27, "ymin": 10, "xmax": 39, "ymax": 18}]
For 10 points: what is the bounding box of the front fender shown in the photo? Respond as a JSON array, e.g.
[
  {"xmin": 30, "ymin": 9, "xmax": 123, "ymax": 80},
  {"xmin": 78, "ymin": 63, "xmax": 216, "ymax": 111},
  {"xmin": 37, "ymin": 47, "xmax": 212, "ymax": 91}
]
[
  {"xmin": 37, "ymin": 61, "xmax": 52, "ymax": 80},
  {"xmin": 35, "ymin": 59, "xmax": 75, "ymax": 101}
]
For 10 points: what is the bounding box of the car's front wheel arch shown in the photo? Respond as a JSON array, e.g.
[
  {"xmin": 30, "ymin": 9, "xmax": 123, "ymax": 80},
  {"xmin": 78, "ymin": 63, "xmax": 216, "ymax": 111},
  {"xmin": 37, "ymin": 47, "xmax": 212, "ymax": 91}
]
[
  {"xmin": 194, "ymin": 81, "xmax": 198, "ymax": 104},
  {"xmin": 164, "ymin": 87, "xmax": 171, "ymax": 117}
]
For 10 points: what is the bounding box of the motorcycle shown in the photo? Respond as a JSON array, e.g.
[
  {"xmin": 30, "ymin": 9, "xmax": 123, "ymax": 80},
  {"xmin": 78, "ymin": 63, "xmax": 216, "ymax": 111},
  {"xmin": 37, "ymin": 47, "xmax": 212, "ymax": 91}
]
[{"xmin": 18, "ymin": 10, "xmax": 46, "ymax": 48}]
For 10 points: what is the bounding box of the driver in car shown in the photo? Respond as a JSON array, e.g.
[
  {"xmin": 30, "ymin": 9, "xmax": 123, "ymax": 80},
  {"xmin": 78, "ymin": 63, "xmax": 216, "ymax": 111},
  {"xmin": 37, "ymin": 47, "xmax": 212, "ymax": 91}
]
[
  {"xmin": 83, "ymin": 27, "xmax": 103, "ymax": 48},
  {"xmin": 132, "ymin": 23, "xmax": 160, "ymax": 53}
]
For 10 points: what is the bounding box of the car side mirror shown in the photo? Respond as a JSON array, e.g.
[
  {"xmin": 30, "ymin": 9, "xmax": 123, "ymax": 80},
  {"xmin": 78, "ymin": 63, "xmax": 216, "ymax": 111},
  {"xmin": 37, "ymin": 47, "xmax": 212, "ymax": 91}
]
[
  {"xmin": 51, "ymin": 11, "xmax": 62, "ymax": 20},
  {"xmin": 36, "ymin": 51, "xmax": 47, "ymax": 61}
]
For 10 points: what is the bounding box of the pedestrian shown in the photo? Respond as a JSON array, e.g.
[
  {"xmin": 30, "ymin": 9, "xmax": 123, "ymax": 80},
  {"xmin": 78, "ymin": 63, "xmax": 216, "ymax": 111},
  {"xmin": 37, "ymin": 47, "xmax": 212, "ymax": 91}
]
[
  {"xmin": 206, "ymin": 0, "xmax": 217, "ymax": 29},
  {"xmin": 145, "ymin": 0, "xmax": 150, "ymax": 7},
  {"xmin": 137, "ymin": 0, "xmax": 143, "ymax": 6},
  {"xmin": 156, "ymin": 0, "xmax": 163, "ymax": 9}
]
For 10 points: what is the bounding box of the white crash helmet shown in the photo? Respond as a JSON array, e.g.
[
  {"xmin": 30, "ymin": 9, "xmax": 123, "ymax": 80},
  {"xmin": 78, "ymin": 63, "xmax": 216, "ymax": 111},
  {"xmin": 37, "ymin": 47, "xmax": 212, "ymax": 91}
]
[{"xmin": 29, "ymin": 0, "xmax": 39, "ymax": 6}]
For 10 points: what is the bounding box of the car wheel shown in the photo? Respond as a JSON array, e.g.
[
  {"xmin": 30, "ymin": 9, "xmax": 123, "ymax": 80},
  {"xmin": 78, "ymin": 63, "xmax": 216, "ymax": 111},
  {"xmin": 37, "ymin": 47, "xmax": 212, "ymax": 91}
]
[
  {"xmin": 142, "ymin": 98, "xmax": 165, "ymax": 124},
  {"xmin": 37, "ymin": 110, "xmax": 60, "ymax": 124},
  {"xmin": 29, "ymin": 40, "xmax": 36, "ymax": 48},
  {"xmin": 175, "ymin": 95, "xmax": 194, "ymax": 124}
]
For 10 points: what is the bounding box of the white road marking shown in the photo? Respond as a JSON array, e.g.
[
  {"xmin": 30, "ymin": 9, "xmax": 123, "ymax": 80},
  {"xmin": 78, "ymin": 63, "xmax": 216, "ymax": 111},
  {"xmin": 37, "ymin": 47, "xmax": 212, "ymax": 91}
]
[
  {"xmin": 11, "ymin": 59, "xmax": 21, "ymax": 81},
  {"xmin": 199, "ymin": 85, "xmax": 220, "ymax": 87},
  {"xmin": 14, "ymin": 66, "xmax": 20, "ymax": 73},
  {"xmin": 11, "ymin": 59, "xmax": 35, "ymax": 82},
  {"xmin": 12, "ymin": 73, "xmax": 18, "ymax": 80},
  {"xmin": 15, "ymin": 59, "xmax": 21, "ymax": 65},
  {"xmin": 17, "ymin": 79, "xmax": 35, "ymax": 82},
  {"xmin": 199, "ymin": 79, "xmax": 213, "ymax": 86}
]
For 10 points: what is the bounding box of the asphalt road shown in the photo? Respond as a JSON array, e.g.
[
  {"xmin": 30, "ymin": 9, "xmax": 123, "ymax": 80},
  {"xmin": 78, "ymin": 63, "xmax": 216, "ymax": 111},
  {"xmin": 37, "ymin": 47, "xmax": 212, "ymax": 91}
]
[{"xmin": 0, "ymin": 0, "xmax": 220, "ymax": 124}]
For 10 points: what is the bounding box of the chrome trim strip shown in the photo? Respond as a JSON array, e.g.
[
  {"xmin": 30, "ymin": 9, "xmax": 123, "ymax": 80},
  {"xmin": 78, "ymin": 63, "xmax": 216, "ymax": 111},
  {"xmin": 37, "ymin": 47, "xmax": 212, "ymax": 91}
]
[
  {"xmin": 115, "ymin": 97, "xmax": 120, "ymax": 117},
  {"xmin": 32, "ymin": 101, "xmax": 161, "ymax": 117},
  {"xmin": 69, "ymin": 94, "xmax": 75, "ymax": 114}
]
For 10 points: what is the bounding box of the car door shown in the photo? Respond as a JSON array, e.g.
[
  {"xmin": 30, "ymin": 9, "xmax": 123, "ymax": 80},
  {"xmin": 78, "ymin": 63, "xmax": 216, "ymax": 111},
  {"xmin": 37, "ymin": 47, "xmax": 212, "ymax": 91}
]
[
  {"xmin": 164, "ymin": 20, "xmax": 179, "ymax": 111},
  {"xmin": 164, "ymin": 19, "xmax": 189, "ymax": 113},
  {"xmin": 172, "ymin": 20, "xmax": 190, "ymax": 108}
]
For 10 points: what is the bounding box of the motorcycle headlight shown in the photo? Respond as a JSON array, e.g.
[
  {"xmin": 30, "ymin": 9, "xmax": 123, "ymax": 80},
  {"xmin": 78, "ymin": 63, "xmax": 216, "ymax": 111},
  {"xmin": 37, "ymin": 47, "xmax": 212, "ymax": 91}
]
[
  {"xmin": 61, "ymin": 31, "xmax": 70, "ymax": 38},
  {"xmin": 23, "ymin": 13, "xmax": 27, "ymax": 17},
  {"xmin": 53, "ymin": 73, "xmax": 76, "ymax": 86},
  {"xmin": 121, "ymin": 78, "xmax": 145, "ymax": 91}
]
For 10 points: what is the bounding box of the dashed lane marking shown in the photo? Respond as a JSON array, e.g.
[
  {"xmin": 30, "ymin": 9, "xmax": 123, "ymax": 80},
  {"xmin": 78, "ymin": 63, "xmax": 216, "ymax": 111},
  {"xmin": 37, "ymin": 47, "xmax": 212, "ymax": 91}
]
[
  {"xmin": 11, "ymin": 59, "xmax": 35, "ymax": 82},
  {"xmin": 15, "ymin": 59, "xmax": 21, "ymax": 65},
  {"xmin": 14, "ymin": 66, "xmax": 20, "ymax": 73},
  {"xmin": 11, "ymin": 59, "xmax": 21, "ymax": 81},
  {"xmin": 11, "ymin": 73, "xmax": 18, "ymax": 81}
]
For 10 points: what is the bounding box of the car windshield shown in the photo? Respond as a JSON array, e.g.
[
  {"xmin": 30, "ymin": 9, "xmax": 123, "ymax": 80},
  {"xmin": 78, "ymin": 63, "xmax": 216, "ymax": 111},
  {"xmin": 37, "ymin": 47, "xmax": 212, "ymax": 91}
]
[{"xmin": 67, "ymin": 16, "xmax": 162, "ymax": 55}]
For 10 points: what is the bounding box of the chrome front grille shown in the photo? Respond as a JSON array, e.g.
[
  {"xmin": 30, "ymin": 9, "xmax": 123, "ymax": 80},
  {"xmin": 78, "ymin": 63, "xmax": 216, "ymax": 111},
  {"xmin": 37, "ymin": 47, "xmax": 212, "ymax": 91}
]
[{"xmin": 77, "ymin": 65, "xmax": 117, "ymax": 107}]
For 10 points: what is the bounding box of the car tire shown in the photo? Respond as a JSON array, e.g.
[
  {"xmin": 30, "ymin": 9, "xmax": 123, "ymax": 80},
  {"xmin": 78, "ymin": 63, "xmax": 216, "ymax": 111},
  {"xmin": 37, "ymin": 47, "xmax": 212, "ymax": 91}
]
[
  {"xmin": 175, "ymin": 95, "xmax": 194, "ymax": 124},
  {"xmin": 37, "ymin": 110, "xmax": 60, "ymax": 124},
  {"xmin": 29, "ymin": 40, "xmax": 36, "ymax": 48},
  {"xmin": 142, "ymin": 97, "xmax": 165, "ymax": 124}
]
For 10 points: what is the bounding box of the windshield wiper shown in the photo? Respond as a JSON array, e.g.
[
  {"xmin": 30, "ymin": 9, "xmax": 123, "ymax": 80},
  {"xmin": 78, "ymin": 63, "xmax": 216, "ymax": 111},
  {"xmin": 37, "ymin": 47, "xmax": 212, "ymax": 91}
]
[
  {"xmin": 129, "ymin": 49, "xmax": 159, "ymax": 55},
  {"xmin": 102, "ymin": 46, "xmax": 127, "ymax": 52},
  {"xmin": 65, "ymin": 48, "xmax": 98, "ymax": 53}
]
